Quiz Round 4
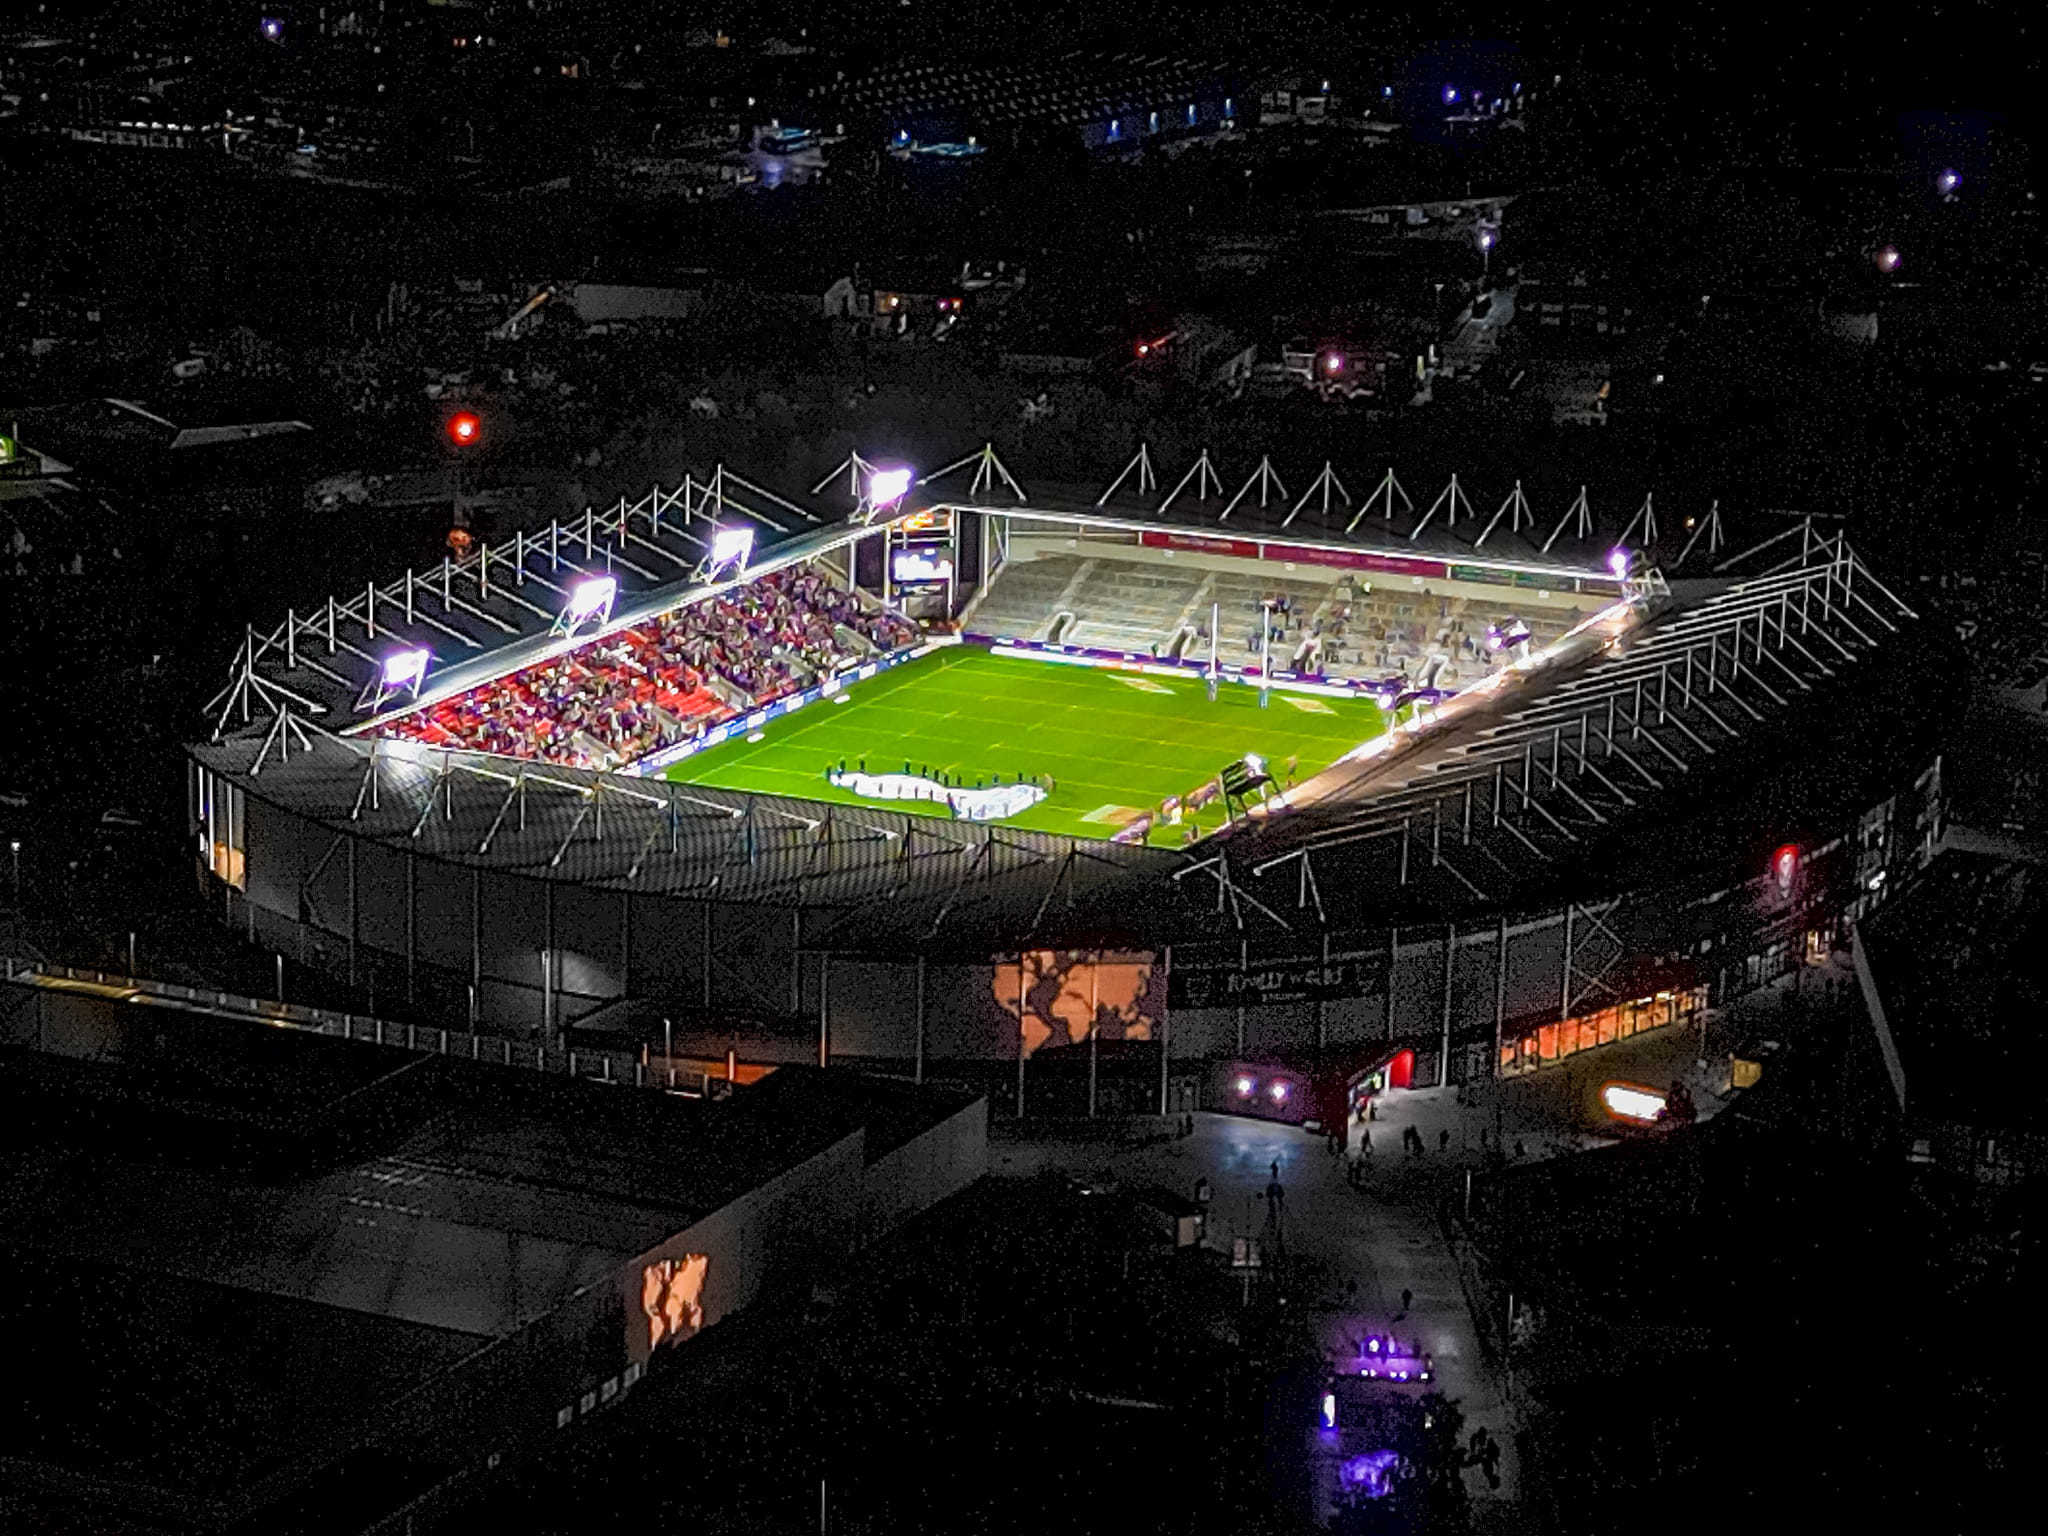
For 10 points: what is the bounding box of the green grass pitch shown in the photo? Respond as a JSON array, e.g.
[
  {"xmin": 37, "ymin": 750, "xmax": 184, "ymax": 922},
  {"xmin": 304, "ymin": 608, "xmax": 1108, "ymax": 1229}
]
[{"xmin": 661, "ymin": 645, "xmax": 1390, "ymax": 845}]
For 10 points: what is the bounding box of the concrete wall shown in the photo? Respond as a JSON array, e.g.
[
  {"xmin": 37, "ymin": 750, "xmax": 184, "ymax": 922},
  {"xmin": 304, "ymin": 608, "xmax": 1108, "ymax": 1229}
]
[{"xmin": 858, "ymin": 1095, "xmax": 990, "ymax": 1245}]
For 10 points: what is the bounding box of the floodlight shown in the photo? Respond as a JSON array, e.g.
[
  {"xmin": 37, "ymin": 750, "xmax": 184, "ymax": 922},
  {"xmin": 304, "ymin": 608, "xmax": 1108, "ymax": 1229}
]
[
  {"xmin": 1937, "ymin": 169, "xmax": 1959, "ymax": 195},
  {"xmin": 1608, "ymin": 547, "xmax": 1631, "ymax": 579},
  {"xmin": 1236, "ymin": 1076, "xmax": 1255, "ymax": 1097},
  {"xmin": 1270, "ymin": 1080, "xmax": 1288, "ymax": 1101},
  {"xmin": 709, "ymin": 526, "xmax": 754, "ymax": 567},
  {"xmin": 868, "ymin": 465, "xmax": 913, "ymax": 506},
  {"xmin": 567, "ymin": 576, "xmax": 617, "ymax": 621},
  {"xmin": 381, "ymin": 648, "xmax": 430, "ymax": 690}
]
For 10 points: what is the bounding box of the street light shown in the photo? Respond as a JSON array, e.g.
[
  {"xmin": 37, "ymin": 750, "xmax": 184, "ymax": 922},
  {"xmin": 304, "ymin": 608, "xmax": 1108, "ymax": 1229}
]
[{"xmin": 1479, "ymin": 228, "xmax": 1494, "ymax": 280}]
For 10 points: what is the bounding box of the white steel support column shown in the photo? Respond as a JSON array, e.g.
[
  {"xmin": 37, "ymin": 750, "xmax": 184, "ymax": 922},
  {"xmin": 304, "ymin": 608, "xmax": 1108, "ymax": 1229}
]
[
  {"xmin": 818, "ymin": 951, "xmax": 830, "ymax": 1068},
  {"xmin": 914, "ymin": 955, "xmax": 927, "ymax": 1085},
  {"xmin": 1015, "ymin": 954, "xmax": 1027, "ymax": 1120},
  {"xmin": 1440, "ymin": 923, "xmax": 1456, "ymax": 1089},
  {"xmin": 1158, "ymin": 947, "xmax": 1172, "ymax": 1117}
]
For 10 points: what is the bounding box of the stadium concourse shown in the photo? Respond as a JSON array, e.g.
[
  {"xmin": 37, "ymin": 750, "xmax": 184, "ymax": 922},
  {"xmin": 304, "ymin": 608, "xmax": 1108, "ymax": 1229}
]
[{"xmin": 185, "ymin": 444, "xmax": 1945, "ymax": 1092}]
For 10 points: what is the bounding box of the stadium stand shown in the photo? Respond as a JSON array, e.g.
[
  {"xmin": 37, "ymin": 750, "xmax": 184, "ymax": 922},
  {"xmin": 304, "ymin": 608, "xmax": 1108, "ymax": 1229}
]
[
  {"xmin": 962, "ymin": 552, "xmax": 1090, "ymax": 640},
  {"xmin": 380, "ymin": 566, "xmax": 917, "ymax": 771},
  {"xmin": 1062, "ymin": 560, "xmax": 1207, "ymax": 651},
  {"xmin": 969, "ymin": 550, "xmax": 1604, "ymax": 686}
]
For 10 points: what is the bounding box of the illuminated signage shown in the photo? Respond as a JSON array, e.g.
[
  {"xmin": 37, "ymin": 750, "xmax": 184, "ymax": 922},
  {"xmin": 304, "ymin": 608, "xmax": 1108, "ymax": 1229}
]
[
  {"xmin": 892, "ymin": 548, "xmax": 952, "ymax": 583},
  {"xmin": 1600, "ymin": 1082, "xmax": 1666, "ymax": 1123}
]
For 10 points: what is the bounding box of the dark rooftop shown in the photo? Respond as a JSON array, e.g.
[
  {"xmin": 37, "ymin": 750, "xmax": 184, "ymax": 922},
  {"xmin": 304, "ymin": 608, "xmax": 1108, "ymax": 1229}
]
[{"xmin": 1861, "ymin": 848, "xmax": 2048, "ymax": 1133}]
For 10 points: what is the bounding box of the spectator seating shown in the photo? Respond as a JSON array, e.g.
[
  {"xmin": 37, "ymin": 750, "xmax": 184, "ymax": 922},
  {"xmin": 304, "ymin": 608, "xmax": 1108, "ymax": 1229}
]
[{"xmin": 381, "ymin": 566, "xmax": 917, "ymax": 771}]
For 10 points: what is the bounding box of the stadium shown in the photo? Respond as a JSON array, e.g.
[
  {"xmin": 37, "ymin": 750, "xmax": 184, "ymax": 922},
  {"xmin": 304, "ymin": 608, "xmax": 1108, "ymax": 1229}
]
[{"xmin": 188, "ymin": 442, "xmax": 1948, "ymax": 1110}]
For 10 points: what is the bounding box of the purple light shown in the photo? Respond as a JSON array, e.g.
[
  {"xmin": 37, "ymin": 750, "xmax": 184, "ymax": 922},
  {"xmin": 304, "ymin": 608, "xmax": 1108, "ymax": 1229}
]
[
  {"xmin": 869, "ymin": 465, "xmax": 914, "ymax": 507},
  {"xmin": 1443, "ymin": 85, "xmax": 1458, "ymax": 104},
  {"xmin": 1235, "ymin": 1075, "xmax": 1255, "ymax": 1097},
  {"xmin": 1339, "ymin": 1450, "xmax": 1401, "ymax": 1498},
  {"xmin": 1324, "ymin": 351, "xmax": 1344, "ymax": 374},
  {"xmin": 1937, "ymin": 169, "xmax": 1959, "ymax": 195},
  {"xmin": 260, "ymin": 17, "xmax": 284, "ymax": 41},
  {"xmin": 566, "ymin": 575, "xmax": 617, "ymax": 622},
  {"xmin": 1270, "ymin": 1080, "xmax": 1289, "ymax": 1101},
  {"xmin": 381, "ymin": 648, "xmax": 430, "ymax": 690},
  {"xmin": 1607, "ymin": 548, "xmax": 1630, "ymax": 579}
]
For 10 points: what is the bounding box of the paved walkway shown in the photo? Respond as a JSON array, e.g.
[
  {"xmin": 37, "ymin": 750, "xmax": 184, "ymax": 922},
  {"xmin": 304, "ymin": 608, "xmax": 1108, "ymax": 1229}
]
[
  {"xmin": 990, "ymin": 954, "xmax": 1864, "ymax": 1525},
  {"xmin": 995, "ymin": 1109, "xmax": 1521, "ymax": 1521}
]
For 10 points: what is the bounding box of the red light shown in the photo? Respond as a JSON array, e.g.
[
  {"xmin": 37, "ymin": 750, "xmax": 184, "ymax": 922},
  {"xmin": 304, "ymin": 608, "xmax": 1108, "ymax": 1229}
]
[
  {"xmin": 1136, "ymin": 342, "xmax": 1150, "ymax": 356},
  {"xmin": 447, "ymin": 412, "xmax": 481, "ymax": 446},
  {"xmin": 1771, "ymin": 843, "xmax": 1799, "ymax": 894}
]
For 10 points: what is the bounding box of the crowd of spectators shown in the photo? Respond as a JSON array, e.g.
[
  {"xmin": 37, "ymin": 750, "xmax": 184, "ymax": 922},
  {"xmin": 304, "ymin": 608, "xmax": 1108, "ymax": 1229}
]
[{"xmin": 381, "ymin": 565, "xmax": 920, "ymax": 770}]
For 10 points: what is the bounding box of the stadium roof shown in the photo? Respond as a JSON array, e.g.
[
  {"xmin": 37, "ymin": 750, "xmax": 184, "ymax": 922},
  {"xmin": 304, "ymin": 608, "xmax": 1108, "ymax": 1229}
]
[
  {"xmin": 195, "ymin": 516, "xmax": 1926, "ymax": 956},
  {"xmin": 208, "ymin": 442, "xmax": 1651, "ymax": 741}
]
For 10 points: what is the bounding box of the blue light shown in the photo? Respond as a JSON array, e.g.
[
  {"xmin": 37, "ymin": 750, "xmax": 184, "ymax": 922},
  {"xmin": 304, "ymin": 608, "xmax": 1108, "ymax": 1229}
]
[
  {"xmin": 1383, "ymin": 86, "xmax": 1393, "ymax": 98},
  {"xmin": 1444, "ymin": 85, "xmax": 1458, "ymax": 104},
  {"xmin": 1187, "ymin": 103, "xmax": 1197, "ymax": 123}
]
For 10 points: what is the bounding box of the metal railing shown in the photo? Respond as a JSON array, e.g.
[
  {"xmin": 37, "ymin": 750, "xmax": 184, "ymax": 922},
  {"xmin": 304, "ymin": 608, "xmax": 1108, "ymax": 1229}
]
[{"xmin": 0, "ymin": 954, "xmax": 714, "ymax": 1094}]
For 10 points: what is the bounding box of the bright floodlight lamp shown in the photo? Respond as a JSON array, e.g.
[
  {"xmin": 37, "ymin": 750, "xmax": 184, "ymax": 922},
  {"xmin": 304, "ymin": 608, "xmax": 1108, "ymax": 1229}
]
[
  {"xmin": 695, "ymin": 524, "xmax": 756, "ymax": 583},
  {"xmin": 857, "ymin": 464, "xmax": 915, "ymax": 524},
  {"xmin": 1236, "ymin": 1076, "xmax": 1255, "ymax": 1097},
  {"xmin": 357, "ymin": 646, "xmax": 432, "ymax": 711},
  {"xmin": 1608, "ymin": 547, "xmax": 1632, "ymax": 579},
  {"xmin": 551, "ymin": 574, "xmax": 618, "ymax": 636},
  {"xmin": 1324, "ymin": 351, "xmax": 1344, "ymax": 374},
  {"xmin": 1479, "ymin": 229, "xmax": 1494, "ymax": 250},
  {"xmin": 1937, "ymin": 169, "xmax": 1959, "ymax": 194},
  {"xmin": 383, "ymin": 648, "xmax": 430, "ymax": 691},
  {"xmin": 1270, "ymin": 1080, "xmax": 1289, "ymax": 1101},
  {"xmin": 1443, "ymin": 84, "xmax": 1457, "ymax": 103},
  {"xmin": 568, "ymin": 575, "xmax": 616, "ymax": 619}
]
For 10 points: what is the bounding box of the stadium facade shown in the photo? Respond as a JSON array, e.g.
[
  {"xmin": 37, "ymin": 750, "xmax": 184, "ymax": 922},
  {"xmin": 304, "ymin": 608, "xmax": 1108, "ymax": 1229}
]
[{"xmin": 188, "ymin": 446, "xmax": 1948, "ymax": 1100}]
